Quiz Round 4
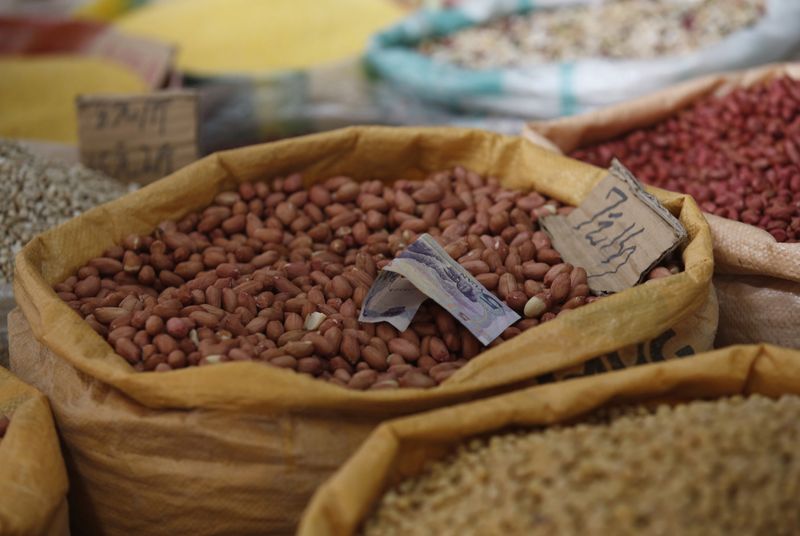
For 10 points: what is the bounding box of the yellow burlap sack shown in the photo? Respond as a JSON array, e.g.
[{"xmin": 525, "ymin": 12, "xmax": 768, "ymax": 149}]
[
  {"xmin": 11, "ymin": 127, "xmax": 713, "ymax": 535},
  {"xmin": 0, "ymin": 367, "xmax": 70, "ymax": 536},
  {"xmin": 523, "ymin": 63, "xmax": 800, "ymax": 348},
  {"xmin": 299, "ymin": 344, "xmax": 800, "ymax": 535}
]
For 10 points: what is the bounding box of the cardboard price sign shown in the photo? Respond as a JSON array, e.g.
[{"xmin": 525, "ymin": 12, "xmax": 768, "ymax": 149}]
[
  {"xmin": 540, "ymin": 160, "xmax": 687, "ymax": 294},
  {"xmin": 76, "ymin": 91, "xmax": 198, "ymax": 184}
]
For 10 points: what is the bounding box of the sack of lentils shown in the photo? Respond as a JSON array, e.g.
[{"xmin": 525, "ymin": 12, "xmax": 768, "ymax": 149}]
[
  {"xmin": 366, "ymin": 0, "xmax": 800, "ymax": 120},
  {"xmin": 0, "ymin": 366, "xmax": 70, "ymax": 535},
  {"xmin": 10, "ymin": 127, "xmax": 713, "ymax": 535},
  {"xmin": 300, "ymin": 344, "xmax": 800, "ymax": 535},
  {"xmin": 525, "ymin": 63, "xmax": 800, "ymax": 348}
]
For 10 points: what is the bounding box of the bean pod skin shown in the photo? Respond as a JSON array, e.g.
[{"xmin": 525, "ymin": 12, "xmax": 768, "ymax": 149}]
[
  {"xmin": 56, "ymin": 167, "xmax": 676, "ymax": 388},
  {"xmin": 572, "ymin": 76, "xmax": 800, "ymax": 243}
]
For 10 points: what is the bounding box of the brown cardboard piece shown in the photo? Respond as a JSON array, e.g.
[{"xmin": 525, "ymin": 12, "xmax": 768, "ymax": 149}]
[
  {"xmin": 76, "ymin": 90, "xmax": 199, "ymax": 184},
  {"xmin": 541, "ymin": 160, "xmax": 686, "ymax": 294}
]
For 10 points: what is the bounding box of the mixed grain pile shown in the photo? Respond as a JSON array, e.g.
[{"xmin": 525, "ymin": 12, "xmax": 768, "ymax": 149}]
[
  {"xmin": 421, "ymin": 0, "xmax": 764, "ymax": 69},
  {"xmin": 365, "ymin": 394, "xmax": 800, "ymax": 535}
]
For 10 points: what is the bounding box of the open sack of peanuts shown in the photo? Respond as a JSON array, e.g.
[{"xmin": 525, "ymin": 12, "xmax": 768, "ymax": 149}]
[
  {"xmin": 299, "ymin": 344, "xmax": 800, "ymax": 535},
  {"xmin": 10, "ymin": 127, "xmax": 714, "ymax": 534},
  {"xmin": 524, "ymin": 63, "xmax": 800, "ymax": 348},
  {"xmin": 0, "ymin": 366, "xmax": 69, "ymax": 536}
]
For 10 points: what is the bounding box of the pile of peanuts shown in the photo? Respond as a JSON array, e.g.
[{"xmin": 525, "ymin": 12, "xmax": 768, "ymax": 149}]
[
  {"xmin": 419, "ymin": 0, "xmax": 764, "ymax": 69},
  {"xmin": 55, "ymin": 167, "xmax": 675, "ymax": 389},
  {"xmin": 572, "ymin": 76, "xmax": 800, "ymax": 243},
  {"xmin": 364, "ymin": 394, "xmax": 800, "ymax": 535},
  {"xmin": 0, "ymin": 415, "xmax": 8, "ymax": 440}
]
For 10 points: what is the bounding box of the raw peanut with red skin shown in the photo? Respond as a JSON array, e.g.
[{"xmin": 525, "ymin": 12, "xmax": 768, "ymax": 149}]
[
  {"xmin": 550, "ymin": 273, "xmax": 572, "ymax": 303},
  {"xmin": 572, "ymin": 76, "xmax": 800, "ymax": 243},
  {"xmin": 544, "ymin": 263, "xmax": 572, "ymax": 286},
  {"xmin": 347, "ymin": 369, "xmax": 377, "ymax": 390},
  {"xmin": 284, "ymin": 341, "xmax": 314, "ymax": 358},
  {"xmin": 398, "ymin": 370, "xmax": 437, "ymax": 388},
  {"xmin": 362, "ymin": 345, "xmax": 390, "ymax": 371},
  {"xmin": 57, "ymin": 166, "xmax": 668, "ymax": 389},
  {"xmin": 388, "ymin": 338, "xmax": 420, "ymax": 361},
  {"xmin": 506, "ymin": 290, "xmax": 529, "ymax": 312},
  {"xmin": 74, "ymin": 275, "xmax": 101, "ymax": 298},
  {"xmin": 271, "ymin": 355, "xmax": 298, "ymax": 369}
]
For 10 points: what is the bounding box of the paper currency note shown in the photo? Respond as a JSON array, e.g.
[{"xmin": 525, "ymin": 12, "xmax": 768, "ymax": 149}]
[
  {"xmin": 359, "ymin": 234, "xmax": 520, "ymax": 344},
  {"xmin": 359, "ymin": 271, "xmax": 427, "ymax": 332}
]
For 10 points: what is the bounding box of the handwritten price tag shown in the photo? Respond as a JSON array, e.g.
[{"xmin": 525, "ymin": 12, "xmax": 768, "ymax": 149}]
[
  {"xmin": 540, "ymin": 160, "xmax": 686, "ymax": 294},
  {"xmin": 76, "ymin": 90, "xmax": 198, "ymax": 184}
]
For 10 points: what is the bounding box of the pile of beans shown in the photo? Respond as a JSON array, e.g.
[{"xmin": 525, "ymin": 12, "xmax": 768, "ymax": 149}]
[
  {"xmin": 0, "ymin": 415, "xmax": 8, "ymax": 440},
  {"xmin": 364, "ymin": 394, "xmax": 800, "ymax": 535},
  {"xmin": 419, "ymin": 0, "xmax": 764, "ymax": 69},
  {"xmin": 55, "ymin": 168, "xmax": 675, "ymax": 389},
  {"xmin": 572, "ymin": 76, "xmax": 800, "ymax": 243}
]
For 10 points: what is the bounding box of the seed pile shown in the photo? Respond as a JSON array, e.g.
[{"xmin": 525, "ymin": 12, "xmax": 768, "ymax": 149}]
[
  {"xmin": 0, "ymin": 141, "xmax": 135, "ymax": 284},
  {"xmin": 572, "ymin": 76, "xmax": 800, "ymax": 242},
  {"xmin": 420, "ymin": 0, "xmax": 764, "ymax": 69},
  {"xmin": 364, "ymin": 394, "xmax": 800, "ymax": 535},
  {"xmin": 55, "ymin": 167, "xmax": 635, "ymax": 389}
]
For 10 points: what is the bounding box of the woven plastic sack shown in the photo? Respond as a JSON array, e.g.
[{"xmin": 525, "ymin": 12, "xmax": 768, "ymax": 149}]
[
  {"xmin": 11, "ymin": 126, "xmax": 713, "ymax": 535},
  {"xmin": 523, "ymin": 63, "xmax": 800, "ymax": 348},
  {"xmin": 365, "ymin": 0, "xmax": 800, "ymax": 120},
  {"xmin": 0, "ymin": 367, "xmax": 70, "ymax": 536},
  {"xmin": 299, "ymin": 344, "xmax": 800, "ymax": 535}
]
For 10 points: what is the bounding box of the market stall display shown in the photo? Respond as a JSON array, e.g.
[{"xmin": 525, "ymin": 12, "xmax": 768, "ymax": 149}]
[
  {"xmin": 299, "ymin": 344, "xmax": 800, "ymax": 535},
  {"xmin": 10, "ymin": 127, "xmax": 713, "ymax": 534},
  {"xmin": 524, "ymin": 63, "xmax": 800, "ymax": 348},
  {"xmin": 4, "ymin": 1, "xmax": 800, "ymax": 533}
]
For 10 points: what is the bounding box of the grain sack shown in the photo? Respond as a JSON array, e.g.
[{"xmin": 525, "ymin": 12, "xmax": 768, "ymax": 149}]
[
  {"xmin": 11, "ymin": 127, "xmax": 713, "ymax": 535},
  {"xmin": 365, "ymin": 0, "xmax": 800, "ymax": 120},
  {"xmin": 299, "ymin": 344, "xmax": 800, "ymax": 535},
  {"xmin": 0, "ymin": 55, "xmax": 146, "ymax": 143},
  {"xmin": 524, "ymin": 63, "xmax": 800, "ymax": 348},
  {"xmin": 115, "ymin": 0, "xmax": 403, "ymax": 75},
  {"xmin": 0, "ymin": 367, "xmax": 70, "ymax": 536}
]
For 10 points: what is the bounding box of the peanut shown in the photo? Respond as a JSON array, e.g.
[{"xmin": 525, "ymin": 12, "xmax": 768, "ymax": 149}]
[{"xmin": 57, "ymin": 167, "xmax": 659, "ymax": 389}]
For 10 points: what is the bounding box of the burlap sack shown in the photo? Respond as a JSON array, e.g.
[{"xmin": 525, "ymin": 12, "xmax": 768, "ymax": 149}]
[
  {"xmin": 0, "ymin": 366, "xmax": 69, "ymax": 536},
  {"xmin": 299, "ymin": 344, "xmax": 800, "ymax": 535},
  {"xmin": 523, "ymin": 63, "xmax": 800, "ymax": 348},
  {"xmin": 10, "ymin": 126, "xmax": 714, "ymax": 535}
]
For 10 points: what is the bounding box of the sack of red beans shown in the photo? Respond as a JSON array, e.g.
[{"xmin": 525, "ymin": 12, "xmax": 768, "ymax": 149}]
[
  {"xmin": 0, "ymin": 367, "xmax": 69, "ymax": 535},
  {"xmin": 525, "ymin": 63, "xmax": 800, "ymax": 349},
  {"xmin": 9, "ymin": 127, "xmax": 714, "ymax": 535}
]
